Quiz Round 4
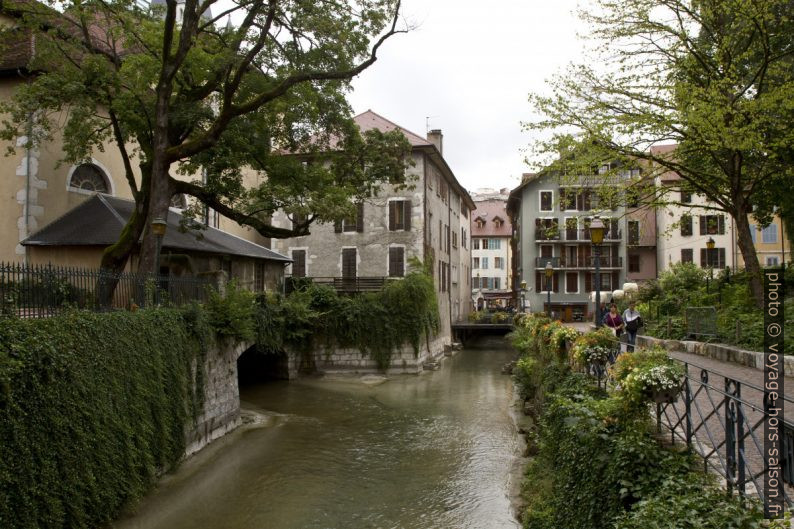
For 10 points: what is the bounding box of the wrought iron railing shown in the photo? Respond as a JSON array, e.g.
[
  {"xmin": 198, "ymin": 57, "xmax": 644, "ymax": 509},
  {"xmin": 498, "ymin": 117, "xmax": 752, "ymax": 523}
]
[
  {"xmin": 534, "ymin": 256, "xmax": 623, "ymax": 268},
  {"xmin": 286, "ymin": 276, "xmax": 392, "ymax": 294},
  {"xmin": 0, "ymin": 262, "xmax": 214, "ymax": 317},
  {"xmin": 656, "ymin": 361, "xmax": 794, "ymax": 507}
]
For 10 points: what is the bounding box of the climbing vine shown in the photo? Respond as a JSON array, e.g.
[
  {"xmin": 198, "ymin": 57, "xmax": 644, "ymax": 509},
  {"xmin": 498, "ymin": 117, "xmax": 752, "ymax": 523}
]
[{"xmin": 0, "ymin": 308, "xmax": 210, "ymax": 529}]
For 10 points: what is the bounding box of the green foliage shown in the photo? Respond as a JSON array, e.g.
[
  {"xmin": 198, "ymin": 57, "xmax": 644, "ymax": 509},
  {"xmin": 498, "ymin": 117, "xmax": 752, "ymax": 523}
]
[
  {"xmin": 0, "ymin": 308, "xmax": 209, "ymax": 529},
  {"xmin": 253, "ymin": 269, "xmax": 439, "ymax": 371},
  {"xmin": 206, "ymin": 282, "xmax": 257, "ymax": 343}
]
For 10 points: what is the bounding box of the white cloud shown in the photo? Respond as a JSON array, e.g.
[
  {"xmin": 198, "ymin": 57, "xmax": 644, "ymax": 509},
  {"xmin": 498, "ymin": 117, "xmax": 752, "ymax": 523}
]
[{"xmin": 348, "ymin": 0, "xmax": 589, "ymax": 193}]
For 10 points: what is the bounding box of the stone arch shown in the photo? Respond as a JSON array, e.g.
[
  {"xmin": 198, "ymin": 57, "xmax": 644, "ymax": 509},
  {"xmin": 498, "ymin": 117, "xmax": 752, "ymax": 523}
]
[{"xmin": 66, "ymin": 160, "xmax": 115, "ymax": 196}]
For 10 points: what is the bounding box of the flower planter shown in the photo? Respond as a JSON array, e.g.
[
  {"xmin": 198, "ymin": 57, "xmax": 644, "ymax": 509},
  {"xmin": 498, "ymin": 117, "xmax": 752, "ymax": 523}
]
[{"xmin": 648, "ymin": 388, "xmax": 679, "ymax": 404}]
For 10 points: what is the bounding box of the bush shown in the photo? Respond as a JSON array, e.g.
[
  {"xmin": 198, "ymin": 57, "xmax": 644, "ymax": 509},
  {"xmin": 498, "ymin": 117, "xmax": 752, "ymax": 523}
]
[{"xmin": 206, "ymin": 281, "xmax": 257, "ymax": 343}]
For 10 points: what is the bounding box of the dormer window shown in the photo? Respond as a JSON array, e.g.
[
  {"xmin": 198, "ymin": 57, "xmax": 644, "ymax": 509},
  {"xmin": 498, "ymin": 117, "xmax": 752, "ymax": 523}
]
[{"xmin": 493, "ymin": 216, "xmax": 504, "ymax": 228}]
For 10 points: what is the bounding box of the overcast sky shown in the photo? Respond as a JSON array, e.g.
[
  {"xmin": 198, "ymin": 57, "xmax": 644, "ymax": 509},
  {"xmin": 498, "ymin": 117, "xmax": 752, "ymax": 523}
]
[{"xmin": 346, "ymin": 0, "xmax": 589, "ymax": 195}]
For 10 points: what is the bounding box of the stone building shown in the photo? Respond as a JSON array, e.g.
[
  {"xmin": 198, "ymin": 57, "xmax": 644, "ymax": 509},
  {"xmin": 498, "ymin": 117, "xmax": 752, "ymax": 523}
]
[
  {"xmin": 470, "ymin": 188, "xmax": 513, "ymax": 310},
  {"xmin": 270, "ymin": 110, "xmax": 476, "ymax": 342}
]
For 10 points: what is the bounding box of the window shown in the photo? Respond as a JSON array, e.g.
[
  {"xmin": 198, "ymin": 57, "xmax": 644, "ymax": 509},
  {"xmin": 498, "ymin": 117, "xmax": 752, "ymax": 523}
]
[
  {"xmin": 750, "ymin": 225, "xmax": 757, "ymax": 244},
  {"xmin": 699, "ymin": 215, "xmax": 725, "ymax": 235},
  {"xmin": 767, "ymin": 256, "xmax": 779, "ymax": 266},
  {"xmin": 565, "ymin": 218, "xmax": 578, "ymax": 240},
  {"xmin": 680, "ymin": 215, "xmax": 693, "ymax": 236},
  {"xmin": 680, "ymin": 190, "xmax": 691, "ymax": 203},
  {"xmin": 389, "ymin": 247, "xmax": 405, "ymax": 277},
  {"xmin": 493, "ymin": 277, "xmax": 501, "ymax": 290},
  {"xmin": 254, "ymin": 262, "xmax": 265, "ymax": 291},
  {"xmin": 335, "ymin": 202, "xmax": 364, "ymax": 233},
  {"xmin": 494, "ymin": 257, "xmax": 504, "ymax": 269},
  {"xmin": 700, "ymin": 247, "xmax": 726, "ymax": 269},
  {"xmin": 566, "ymin": 272, "xmax": 578, "ymax": 293},
  {"xmin": 473, "ymin": 257, "xmax": 480, "ymax": 269},
  {"xmin": 461, "ymin": 227, "xmax": 468, "ymax": 249},
  {"xmin": 628, "ymin": 254, "xmax": 641, "ymax": 273},
  {"xmin": 762, "ymin": 224, "xmax": 778, "ymax": 244},
  {"xmin": 576, "ymin": 190, "xmax": 592, "ymax": 211},
  {"xmin": 539, "ymin": 191, "xmax": 553, "ymax": 212},
  {"xmin": 481, "ymin": 257, "xmax": 489, "ymax": 269},
  {"xmin": 560, "ymin": 188, "xmax": 576, "ymax": 211},
  {"xmin": 451, "ymin": 264, "xmax": 458, "ymax": 284},
  {"xmin": 446, "ymin": 224, "xmax": 451, "ymax": 254},
  {"xmin": 487, "ymin": 238, "xmax": 501, "ymax": 250},
  {"xmin": 439, "ymin": 220, "xmax": 443, "ymax": 249},
  {"xmin": 68, "ymin": 163, "xmax": 111, "ymax": 194},
  {"xmin": 342, "ymin": 248, "xmax": 357, "ymax": 278},
  {"xmin": 452, "ymin": 230, "xmax": 458, "ymax": 249},
  {"xmin": 473, "ymin": 238, "xmax": 480, "ymax": 250},
  {"xmin": 536, "ymin": 271, "xmax": 559, "ymax": 293},
  {"xmin": 292, "ymin": 212, "xmax": 307, "ymax": 231},
  {"xmin": 291, "ymin": 249, "xmax": 307, "ymax": 278},
  {"xmin": 170, "ymin": 193, "xmax": 188, "ymax": 210},
  {"xmin": 681, "ymin": 248, "xmax": 693, "ymax": 263},
  {"xmin": 472, "ymin": 275, "xmax": 479, "ymax": 289},
  {"xmin": 628, "ymin": 221, "xmax": 640, "ymax": 245},
  {"xmin": 388, "ymin": 200, "xmax": 411, "ymax": 231}
]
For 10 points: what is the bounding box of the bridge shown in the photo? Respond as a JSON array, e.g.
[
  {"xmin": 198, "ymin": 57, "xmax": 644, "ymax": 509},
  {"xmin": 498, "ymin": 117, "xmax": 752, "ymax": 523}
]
[{"xmin": 451, "ymin": 322, "xmax": 515, "ymax": 345}]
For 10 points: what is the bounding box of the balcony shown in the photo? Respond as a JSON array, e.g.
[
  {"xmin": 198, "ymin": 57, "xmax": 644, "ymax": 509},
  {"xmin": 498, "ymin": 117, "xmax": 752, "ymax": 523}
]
[
  {"xmin": 535, "ymin": 256, "xmax": 623, "ymax": 269},
  {"xmin": 536, "ymin": 228, "xmax": 622, "ymax": 242},
  {"xmin": 286, "ymin": 276, "xmax": 392, "ymax": 294}
]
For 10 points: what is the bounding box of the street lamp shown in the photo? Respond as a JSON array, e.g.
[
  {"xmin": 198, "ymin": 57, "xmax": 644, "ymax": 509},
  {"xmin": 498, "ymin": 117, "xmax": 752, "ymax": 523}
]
[
  {"xmin": 151, "ymin": 217, "xmax": 167, "ymax": 304},
  {"xmin": 545, "ymin": 261, "xmax": 553, "ymax": 317},
  {"xmin": 520, "ymin": 279, "xmax": 527, "ymax": 313},
  {"xmin": 706, "ymin": 236, "xmax": 715, "ymax": 293},
  {"xmin": 590, "ymin": 216, "xmax": 606, "ymax": 327}
]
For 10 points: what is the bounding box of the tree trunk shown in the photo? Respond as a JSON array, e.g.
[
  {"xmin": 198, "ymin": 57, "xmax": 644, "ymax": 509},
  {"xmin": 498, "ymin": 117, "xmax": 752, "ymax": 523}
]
[
  {"xmin": 138, "ymin": 158, "xmax": 173, "ymax": 276},
  {"xmin": 97, "ymin": 197, "xmax": 148, "ymax": 307},
  {"xmin": 733, "ymin": 209, "xmax": 764, "ymax": 308}
]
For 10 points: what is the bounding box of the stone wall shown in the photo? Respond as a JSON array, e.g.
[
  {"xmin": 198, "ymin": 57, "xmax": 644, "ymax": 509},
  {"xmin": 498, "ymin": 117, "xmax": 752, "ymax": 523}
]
[
  {"xmin": 636, "ymin": 334, "xmax": 794, "ymax": 376},
  {"xmin": 286, "ymin": 335, "xmax": 448, "ymax": 377},
  {"xmin": 184, "ymin": 340, "xmax": 251, "ymax": 456}
]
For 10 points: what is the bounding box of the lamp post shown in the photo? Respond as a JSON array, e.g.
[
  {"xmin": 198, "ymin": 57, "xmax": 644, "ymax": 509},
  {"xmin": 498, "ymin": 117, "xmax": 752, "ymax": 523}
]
[
  {"xmin": 519, "ymin": 280, "xmax": 527, "ymax": 313},
  {"xmin": 544, "ymin": 261, "xmax": 553, "ymax": 317},
  {"xmin": 590, "ymin": 216, "xmax": 605, "ymax": 327},
  {"xmin": 706, "ymin": 236, "xmax": 715, "ymax": 293},
  {"xmin": 151, "ymin": 217, "xmax": 167, "ymax": 304}
]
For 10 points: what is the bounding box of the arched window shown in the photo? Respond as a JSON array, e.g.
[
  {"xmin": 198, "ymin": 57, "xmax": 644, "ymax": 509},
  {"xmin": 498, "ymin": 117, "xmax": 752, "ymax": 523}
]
[
  {"xmin": 170, "ymin": 193, "xmax": 188, "ymax": 210},
  {"xmin": 68, "ymin": 163, "xmax": 111, "ymax": 194}
]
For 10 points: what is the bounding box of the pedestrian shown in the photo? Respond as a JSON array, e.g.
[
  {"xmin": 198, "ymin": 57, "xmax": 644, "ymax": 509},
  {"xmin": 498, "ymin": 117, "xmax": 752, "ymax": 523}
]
[
  {"xmin": 603, "ymin": 303, "xmax": 624, "ymax": 338},
  {"xmin": 622, "ymin": 301, "xmax": 643, "ymax": 352}
]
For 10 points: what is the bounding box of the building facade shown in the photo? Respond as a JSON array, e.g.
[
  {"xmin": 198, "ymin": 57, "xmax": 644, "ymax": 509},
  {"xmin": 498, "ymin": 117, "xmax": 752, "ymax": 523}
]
[
  {"xmin": 270, "ymin": 111, "xmax": 475, "ymax": 340},
  {"xmin": 652, "ymin": 145, "xmax": 737, "ymax": 273},
  {"xmin": 470, "ymin": 189, "xmax": 513, "ymax": 309},
  {"xmin": 507, "ymin": 170, "xmax": 634, "ymax": 322},
  {"xmin": 739, "ymin": 215, "xmax": 791, "ymax": 269}
]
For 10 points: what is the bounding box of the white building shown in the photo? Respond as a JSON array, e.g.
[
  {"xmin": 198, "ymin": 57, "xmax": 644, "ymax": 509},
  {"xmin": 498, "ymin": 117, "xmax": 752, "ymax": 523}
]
[{"xmin": 470, "ymin": 190, "xmax": 513, "ymax": 310}]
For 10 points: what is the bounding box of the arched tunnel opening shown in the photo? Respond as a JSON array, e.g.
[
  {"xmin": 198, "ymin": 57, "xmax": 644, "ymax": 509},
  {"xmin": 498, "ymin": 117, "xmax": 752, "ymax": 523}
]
[{"xmin": 237, "ymin": 345, "xmax": 290, "ymax": 387}]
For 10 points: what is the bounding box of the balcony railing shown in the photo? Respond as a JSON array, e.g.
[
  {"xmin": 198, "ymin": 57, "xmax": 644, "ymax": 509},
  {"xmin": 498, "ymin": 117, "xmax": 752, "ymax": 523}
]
[
  {"xmin": 534, "ymin": 256, "xmax": 623, "ymax": 268},
  {"xmin": 536, "ymin": 228, "xmax": 622, "ymax": 242},
  {"xmin": 286, "ymin": 276, "xmax": 391, "ymax": 294}
]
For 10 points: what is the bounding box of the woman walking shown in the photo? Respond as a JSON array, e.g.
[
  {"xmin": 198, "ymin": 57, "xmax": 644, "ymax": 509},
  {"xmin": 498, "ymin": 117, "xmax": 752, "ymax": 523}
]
[
  {"xmin": 622, "ymin": 301, "xmax": 643, "ymax": 352},
  {"xmin": 603, "ymin": 303, "xmax": 624, "ymax": 337}
]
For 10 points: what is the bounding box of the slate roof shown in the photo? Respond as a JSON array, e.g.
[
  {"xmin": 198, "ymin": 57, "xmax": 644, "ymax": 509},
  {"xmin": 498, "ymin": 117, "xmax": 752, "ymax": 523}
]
[
  {"xmin": 23, "ymin": 194, "xmax": 291, "ymax": 262},
  {"xmin": 354, "ymin": 110, "xmax": 434, "ymax": 148}
]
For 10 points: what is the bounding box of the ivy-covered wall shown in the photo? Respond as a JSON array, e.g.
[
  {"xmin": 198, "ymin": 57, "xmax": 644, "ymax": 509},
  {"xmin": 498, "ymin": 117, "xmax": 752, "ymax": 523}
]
[{"xmin": 0, "ymin": 309, "xmax": 207, "ymax": 529}]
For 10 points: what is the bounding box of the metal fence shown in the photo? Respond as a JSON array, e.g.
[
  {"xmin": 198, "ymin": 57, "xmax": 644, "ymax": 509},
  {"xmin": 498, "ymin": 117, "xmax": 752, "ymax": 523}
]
[
  {"xmin": 685, "ymin": 306, "xmax": 718, "ymax": 339},
  {"xmin": 656, "ymin": 361, "xmax": 794, "ymax": 507},
  {"xmin": 0, "ymin": 262, "xmax": 214, "ymax": 317},
  {"xmin": 285, "ymin": 276, "xmax": 393, "ymax": 294}
]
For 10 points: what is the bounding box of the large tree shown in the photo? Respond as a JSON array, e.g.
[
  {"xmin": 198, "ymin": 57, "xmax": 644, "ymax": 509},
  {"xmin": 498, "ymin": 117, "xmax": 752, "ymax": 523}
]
[
  {"xmin": 525, "ymin": 0, "xmax": 794, "ymax": 306},
  {"xmin": 0, "ymin": 0, "xmax": 410, "ymax": 284}
]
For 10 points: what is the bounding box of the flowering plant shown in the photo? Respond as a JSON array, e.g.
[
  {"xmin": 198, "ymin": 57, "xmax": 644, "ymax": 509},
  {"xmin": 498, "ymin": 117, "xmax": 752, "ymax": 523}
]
[
  {"xmin": 550, "ymin": 325, "xmax": 580, "ymax": 350},
  {"xmin": 611, "ymin": 347, "xmax": 684, "ymax": 404},
  {"xmin": 569, "ymin": 327, "xmax": 615, "ymax": 365},
  {"xmin": 574, "ymin": 344, "xmax": 612, "ymax": 365}
]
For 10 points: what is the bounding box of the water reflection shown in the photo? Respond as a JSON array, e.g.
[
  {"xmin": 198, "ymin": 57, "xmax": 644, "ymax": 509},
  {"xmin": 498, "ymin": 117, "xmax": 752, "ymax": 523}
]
[{"xmin": 113, "ymin": 346, "xmax": 522, "ymax": 529}]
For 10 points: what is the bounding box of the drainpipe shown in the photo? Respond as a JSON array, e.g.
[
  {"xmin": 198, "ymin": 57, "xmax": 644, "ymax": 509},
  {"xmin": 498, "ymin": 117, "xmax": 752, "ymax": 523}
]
[{"xmin": 23, "ymin": 110, "xmax": 33, "ymax": 265}]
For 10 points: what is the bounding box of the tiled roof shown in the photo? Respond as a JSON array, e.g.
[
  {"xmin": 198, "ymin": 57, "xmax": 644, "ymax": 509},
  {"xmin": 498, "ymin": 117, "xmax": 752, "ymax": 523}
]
[
  {"xmin": 649, "ymin": 144, "xmax": 680, "ymax": 182},
  {"xmin": 353, "ymin": 110, "xmax": 433, "ymax": 147},
  {"xmin": 23, "ymin": 194, "xmax": 291, "ymax": 262},
  {"xmin": 471, "ymin": 199, "xmax": 512, "ymax": 237}
]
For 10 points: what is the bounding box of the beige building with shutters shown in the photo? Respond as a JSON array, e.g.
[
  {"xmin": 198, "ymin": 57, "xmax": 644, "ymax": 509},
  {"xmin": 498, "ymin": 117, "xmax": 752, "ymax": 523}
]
[{"xmin": 270, "ymin": 110, "xmax": 476, "ymax": 342}]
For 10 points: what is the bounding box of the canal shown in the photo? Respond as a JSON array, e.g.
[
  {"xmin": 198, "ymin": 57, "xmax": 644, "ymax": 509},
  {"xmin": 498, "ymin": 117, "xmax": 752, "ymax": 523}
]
[{"xmin": 113, "ymin": 343, "xmax": 522, "ymax": 529}]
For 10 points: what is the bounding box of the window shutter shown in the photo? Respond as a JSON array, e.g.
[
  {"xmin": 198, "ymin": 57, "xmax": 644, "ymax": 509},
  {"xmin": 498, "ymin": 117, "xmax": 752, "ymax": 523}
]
[
  {"xmin": 535, "ymin": 272, "xmax": 541, "ymax": 292},
  {"xmin": 553, "ymin": 273, "xmax": 560, "ymax": 293},
  {"xmin": 403, "ymin": 200, "xmax": 412, "ymax": 231},
  {"xmin": 719, "ymin": 248, "xmax": 726, "ymax": 268},
  {"xmin": 699, "ymin": 216, "xmax": 706, "ymax": 235},
  {"xmin": 388, "ymin": 202, "xmax": 396, "ymax": 231},
  {"xmin": 389, "ymin": 247, "xmax": 404, "ymax": 277},
  {"xmin": 356, "ymin": 202, "xmax": 364, "ymax": 232},
  {"xmin": 585, "ymin": 273, "xmax": 592, "ymax": 292},
  {"xmin": 334, "ymin": 220, "xmax": 342, "ymax": 233},
  {"xmin": 718, "ymin": 215, "xmax": 725, "ymax": 235},
  {"xmin": 700, "ymin": 248, "xmax": 707, "ymax": 267}
]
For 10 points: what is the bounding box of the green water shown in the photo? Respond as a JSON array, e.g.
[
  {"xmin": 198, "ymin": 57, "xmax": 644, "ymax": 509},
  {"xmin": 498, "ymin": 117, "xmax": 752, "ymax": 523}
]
[{"xmin": 113, "ymin": 345, "xmax": 522, "ymax": 529}]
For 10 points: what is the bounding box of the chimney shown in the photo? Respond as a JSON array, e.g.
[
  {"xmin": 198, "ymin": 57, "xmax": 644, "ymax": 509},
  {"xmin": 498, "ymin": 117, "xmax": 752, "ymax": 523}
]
[
  {"xmin": 500, "ymin": 187, "xmax": 509, "ymax": 195},
  {"xmin": 427, "ymin": 129, "xmax": 443, "ymax": 155}
]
